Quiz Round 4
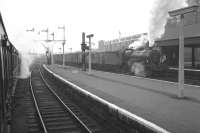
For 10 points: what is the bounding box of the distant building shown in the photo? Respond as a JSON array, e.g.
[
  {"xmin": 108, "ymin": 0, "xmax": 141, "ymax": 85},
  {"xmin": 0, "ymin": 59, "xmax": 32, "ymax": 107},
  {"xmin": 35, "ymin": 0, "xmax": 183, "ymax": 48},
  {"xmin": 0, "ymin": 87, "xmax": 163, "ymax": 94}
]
[
  {"xmin": 98, "ymin": 33, "xmax": 147, "ymax": 52},
  {"xmin": 98, "ymin": 40, "xmax": 105, "ymax": 51}
]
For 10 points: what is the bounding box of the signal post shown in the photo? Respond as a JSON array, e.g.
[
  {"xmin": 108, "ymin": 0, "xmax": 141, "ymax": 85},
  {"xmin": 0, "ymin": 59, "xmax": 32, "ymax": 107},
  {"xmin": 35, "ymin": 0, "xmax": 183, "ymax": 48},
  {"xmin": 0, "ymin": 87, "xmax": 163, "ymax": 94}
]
[
  {"xmin": 87, "ymin": 34, "xmax": 94, "ymax": 74},
  {"xmin": 81, "ymin": 32, "xmax": 87, "ymax": 71}
]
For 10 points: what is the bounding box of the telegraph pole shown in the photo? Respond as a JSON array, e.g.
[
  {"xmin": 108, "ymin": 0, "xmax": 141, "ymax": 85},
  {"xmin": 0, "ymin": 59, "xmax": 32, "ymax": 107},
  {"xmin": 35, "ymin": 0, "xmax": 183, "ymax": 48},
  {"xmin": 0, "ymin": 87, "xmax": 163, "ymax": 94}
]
[
  {"xmin": 50, "ymin": 32, "xmax": 55, "ymax": 65},
  {"xmin": 26, "ymin": 28, "xmax": 34, "ymax": 32},
  {"xmin": 86, "ymin": 34, "xmax": 94, "ymax": 74},
  {"xmin": 81, "ymin": 32, "xmax": 86, "ymax": 71},
  {"xmin": 58, "ymin": 26, "xmax": 66, "ymax": 67},
  {"xmin": 41, "ymin": 28, "xmax": 50, "ymax": 64},
  {"xmin": 41, "ymin": 28, "xmax": 49, "ymax": 41}
]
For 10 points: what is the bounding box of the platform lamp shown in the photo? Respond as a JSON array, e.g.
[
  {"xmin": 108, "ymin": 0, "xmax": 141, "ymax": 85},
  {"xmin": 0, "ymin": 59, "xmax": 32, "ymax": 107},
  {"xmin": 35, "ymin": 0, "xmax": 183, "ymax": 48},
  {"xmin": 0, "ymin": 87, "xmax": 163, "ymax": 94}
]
[
  {"xmin": 169, "ymin": 5, "xmax": 199, "ymax": 98},
  {"xmin": 81, "ymin": 32, "xmax": 86, "ymax": 71},
  {"xmin": 26, "ymin": 28, "xmax": 34, "ymax": 32},
  {"xmin": 58, "ymin": 26, "xmax": 66, "ymax": 67},
  {"xmin": 86, "ymin": 34, "xmax": 94, "ymax": 74},
  {"xmin": 41, "ymin": 28, "xmax": 51, "ymax": 64},
  {"xmin": 41, "ymin": 28, "xmax": 49, "ymax": 41},
  {"xmin": 50, "ymin": 32, "xmax": 55, "ymax": 65}
]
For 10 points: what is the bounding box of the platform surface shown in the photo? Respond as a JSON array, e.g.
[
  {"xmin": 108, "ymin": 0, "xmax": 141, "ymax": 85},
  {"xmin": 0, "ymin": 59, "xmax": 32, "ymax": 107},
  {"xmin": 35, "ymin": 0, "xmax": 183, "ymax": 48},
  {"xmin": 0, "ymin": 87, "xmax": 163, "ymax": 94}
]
[{"xmin": 47, "ymin": 64, "xmax": 200, "ymax": 133}]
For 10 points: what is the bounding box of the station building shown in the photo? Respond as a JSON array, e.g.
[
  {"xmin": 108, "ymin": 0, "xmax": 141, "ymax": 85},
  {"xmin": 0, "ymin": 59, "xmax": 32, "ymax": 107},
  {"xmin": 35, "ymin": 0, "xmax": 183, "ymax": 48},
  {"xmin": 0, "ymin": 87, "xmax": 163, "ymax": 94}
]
[{"xmin": 156, "ymin": 1, "xmax": 200, "ymax": 69}]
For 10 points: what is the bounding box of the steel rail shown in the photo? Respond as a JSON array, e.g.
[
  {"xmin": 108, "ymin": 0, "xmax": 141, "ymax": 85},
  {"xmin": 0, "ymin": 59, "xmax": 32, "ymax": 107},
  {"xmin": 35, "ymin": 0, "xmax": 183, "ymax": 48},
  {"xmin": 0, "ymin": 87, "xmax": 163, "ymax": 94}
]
[
  {"xmin": 29, "ymin": 71, "xmax": 48, "ymax": 133},
  {"xmin": 39, "ymin": 67, "xmax": 93, "ymax": 133}
]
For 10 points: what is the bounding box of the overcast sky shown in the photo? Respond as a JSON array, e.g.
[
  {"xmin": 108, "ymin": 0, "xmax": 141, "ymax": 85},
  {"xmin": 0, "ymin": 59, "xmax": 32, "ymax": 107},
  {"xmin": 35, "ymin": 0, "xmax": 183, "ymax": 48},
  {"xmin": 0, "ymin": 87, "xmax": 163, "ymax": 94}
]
[{"xmin": 1, "ymin": 0, "xmax": 155, "ymax": 53}]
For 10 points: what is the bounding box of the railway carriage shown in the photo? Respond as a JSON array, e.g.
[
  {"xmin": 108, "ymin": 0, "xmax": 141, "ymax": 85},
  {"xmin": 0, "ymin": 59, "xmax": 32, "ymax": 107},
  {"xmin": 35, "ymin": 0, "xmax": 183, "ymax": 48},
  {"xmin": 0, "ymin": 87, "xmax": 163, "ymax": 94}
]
[{"xmin": 0, "ymin": 13, "xmax": 20, "ymax": 133}]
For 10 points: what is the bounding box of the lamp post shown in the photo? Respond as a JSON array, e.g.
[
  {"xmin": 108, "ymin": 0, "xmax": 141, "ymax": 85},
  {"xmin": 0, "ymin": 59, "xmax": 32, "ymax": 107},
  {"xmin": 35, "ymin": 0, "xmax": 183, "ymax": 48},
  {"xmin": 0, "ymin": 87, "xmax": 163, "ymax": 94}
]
[
  {"xmin": 41, "ymin": 28, "xmax": 49, "ymax": 41},
  {"xmin": 58, "ymin": 26, "xmax": 66, "ymax": 67},
  {"xmin": 86, "ymin": 34, "xmax": 94, "ymax": 74},
  {"xmin": 50, "ymin": 32, "xmax": 55, "ymax": 65},
  {"xmin": 26, "ymin": 28, "xmax": 34, "ymax": 32},
  {"xmin": 41, "ymin": 28, "xmax": 51, "ymax": 64},
  {"xmin": 169, "ymin": 5, "xmax": 199, "ymax": 98},
  {"xmin": 81, "ymin": 32, "xmax": 86, "ymax": 71},
  {"xmin": 59, "ymin": 47, "xmax": 62, "ymax": 54},
  {"xmin": 69, "ymin": 48, "xmax": 72, "ymax": 52}
]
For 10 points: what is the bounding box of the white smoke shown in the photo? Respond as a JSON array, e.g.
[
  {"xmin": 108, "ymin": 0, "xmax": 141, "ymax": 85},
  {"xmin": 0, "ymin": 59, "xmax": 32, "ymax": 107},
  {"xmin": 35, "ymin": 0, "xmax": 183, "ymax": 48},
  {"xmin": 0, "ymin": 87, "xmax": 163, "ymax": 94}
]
[
  {"xmin": 128, "ymin": 34, "xmax": 149, "ymax": 49},
  {"xmin": 19, "ymin": 53, "xmax": 35, "ymax": 79},
  {"xmin": 148, "ymin": 0, "xmax": 188, "ymax": 44}
]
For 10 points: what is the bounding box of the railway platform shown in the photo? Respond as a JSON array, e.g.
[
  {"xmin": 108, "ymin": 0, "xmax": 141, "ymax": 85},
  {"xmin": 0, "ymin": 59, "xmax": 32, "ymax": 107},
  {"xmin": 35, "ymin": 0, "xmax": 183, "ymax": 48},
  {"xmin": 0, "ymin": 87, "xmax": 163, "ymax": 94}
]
[{"xmin": 46, "ymin": 64, "xmax": 200, "ymax": 133}]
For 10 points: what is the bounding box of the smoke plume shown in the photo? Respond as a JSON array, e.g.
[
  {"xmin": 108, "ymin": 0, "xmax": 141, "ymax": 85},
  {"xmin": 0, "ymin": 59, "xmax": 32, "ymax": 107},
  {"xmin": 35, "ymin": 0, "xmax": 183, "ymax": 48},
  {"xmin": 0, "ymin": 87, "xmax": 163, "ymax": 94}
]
[
  {"xmin": 128, "ymin": 34, "xmax": 149, "ymax": 49},
  {"xmin": 148, "ymin": 0, "xmax": 188, "ymax": 44},
  {"xmin": 19, "ymin": 53, "xmax": 35, "ymax": 79}
]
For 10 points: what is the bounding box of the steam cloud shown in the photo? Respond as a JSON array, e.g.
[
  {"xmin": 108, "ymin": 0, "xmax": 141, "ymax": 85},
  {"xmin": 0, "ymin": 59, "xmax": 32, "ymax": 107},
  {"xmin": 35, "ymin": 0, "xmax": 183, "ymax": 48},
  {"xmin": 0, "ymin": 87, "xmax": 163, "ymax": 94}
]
[
  {"xmin": 128, "ymin": 34, "xmax": 149, "ymax": 50},
  {"xmin": 148, "ymin": 0, "xmax": 188, "ymax": 44},
  {"xmin": 19, "ymin": 53, "xmax": 35, "ymax": 79}
]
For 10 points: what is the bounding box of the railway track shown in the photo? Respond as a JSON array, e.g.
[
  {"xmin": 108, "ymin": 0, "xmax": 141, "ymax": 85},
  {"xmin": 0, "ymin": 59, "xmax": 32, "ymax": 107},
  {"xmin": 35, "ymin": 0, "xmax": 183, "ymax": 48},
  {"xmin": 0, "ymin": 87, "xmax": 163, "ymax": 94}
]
[
  {"xmin": 24, "ymin": 81, "xmax": 42, "ymax": 133},
  {"xmin": 29, "ymin": 66, "xmax": 112, "ymax": 133}
]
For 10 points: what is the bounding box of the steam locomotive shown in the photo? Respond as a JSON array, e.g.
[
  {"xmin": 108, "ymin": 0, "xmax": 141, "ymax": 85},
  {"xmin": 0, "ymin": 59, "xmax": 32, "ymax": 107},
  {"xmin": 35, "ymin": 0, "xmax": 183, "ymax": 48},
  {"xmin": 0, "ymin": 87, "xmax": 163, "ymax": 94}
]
[
  {"xmin": 121, "ymin": 46, "xmax": 167, "ymax": 76},
  {"xmin": 53, "ymin": 40, "xmax": 168, "ymax": 77}
]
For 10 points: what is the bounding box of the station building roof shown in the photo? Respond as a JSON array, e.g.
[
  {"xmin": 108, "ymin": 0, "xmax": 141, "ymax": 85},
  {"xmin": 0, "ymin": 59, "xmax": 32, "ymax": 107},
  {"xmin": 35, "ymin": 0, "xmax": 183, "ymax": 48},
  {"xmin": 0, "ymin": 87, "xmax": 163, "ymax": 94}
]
[
  {"xmin": 0, "ymin": 12, "xmax": 8, "ymax": 39},
  {"xmin": 156, "ymin": 5, "xmax": 200, "ymax": 47}
]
